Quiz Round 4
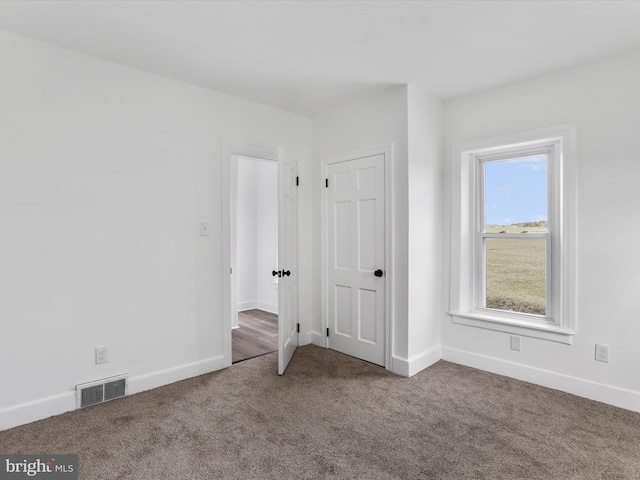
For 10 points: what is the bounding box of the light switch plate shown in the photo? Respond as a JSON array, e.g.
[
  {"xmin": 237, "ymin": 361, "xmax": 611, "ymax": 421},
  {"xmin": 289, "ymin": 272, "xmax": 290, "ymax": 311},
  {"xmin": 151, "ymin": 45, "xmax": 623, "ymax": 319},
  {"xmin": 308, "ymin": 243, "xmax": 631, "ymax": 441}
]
[{"xmin": 200, "ymin": 222, "xmax": 210, "ymax": 236}]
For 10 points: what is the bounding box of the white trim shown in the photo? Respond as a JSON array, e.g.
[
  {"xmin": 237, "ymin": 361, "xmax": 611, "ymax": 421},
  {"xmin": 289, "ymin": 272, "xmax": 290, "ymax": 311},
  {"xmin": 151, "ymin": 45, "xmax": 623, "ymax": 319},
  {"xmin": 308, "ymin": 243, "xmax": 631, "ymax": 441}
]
[
  {"xmin": 0, "ymin": 355, "xmax": 226, "ymax": 432},
  {"xmin": 391, "ymin": 345, "xmax": 441, "ymax": 377},
  {"xmin": 321, "ymin": 145, "xmax": 394, "ymax": 370},
  {"xmin": 238, "ymin": 301, "xmax": 279, "ymax": 315},
  {"xmin": 450, "ymin": 312, "xmax": 574, "ymax": 344},
  {"xmin": 450, "ymin": 124, "xmax": 577, "ymax": 342},
  {"xmin": 256, "ymin": 301, "xmax": 278, "ymax": 315},
  {"xmin": 442, "ymin": 347, "xmax": 640, "ymax": 413},
  {"xmin": 0, "ymin": 392, "xmax": 75, "ymax": 432},
  {"xmin": 298, "ymin": 331, "xmax": 313, "ymax": 346},
  {"xmin": 310, "ymin": 331, "xmax": 324, "ymax": 347},
  {"xmin": 222, "ymin": 142, "xmax": 281, "ymax": 368},
  {"xmin": 237, "ymin": 301, "xmax": 257, "ymax": 312},
  {"xmin": 128, "ymin": 355, "xmax": 226, "ymax": 394},
  {"xmin": 386, "ymin": 146, "xmax": 394, "ymax": 371}
]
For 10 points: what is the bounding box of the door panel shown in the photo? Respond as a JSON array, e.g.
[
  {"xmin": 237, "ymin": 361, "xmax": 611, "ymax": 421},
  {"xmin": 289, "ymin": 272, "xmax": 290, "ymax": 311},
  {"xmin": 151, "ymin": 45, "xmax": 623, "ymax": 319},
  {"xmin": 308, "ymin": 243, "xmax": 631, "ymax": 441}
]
[
  {"xmin": 326, "ymin": 154, "xmax": 385, "ymax": 366},
  {"xmin": 278, "ymin": 154, "xmax": 298, "ymax": 375},
  {"xmin": 358, "ymin": 288, "xmax": 377, "ymax": 343}
]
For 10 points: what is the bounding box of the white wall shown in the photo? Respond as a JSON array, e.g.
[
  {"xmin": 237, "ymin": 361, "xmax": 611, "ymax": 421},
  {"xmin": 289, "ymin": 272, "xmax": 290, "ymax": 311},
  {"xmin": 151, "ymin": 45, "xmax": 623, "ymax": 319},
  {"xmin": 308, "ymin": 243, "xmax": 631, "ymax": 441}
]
[
  {"xmin": 0, "ymin": 30, "xmax": 310, "ymax": 430},
  {"xmin": 255, "ymin": 160, "xmax": 279, "ymax": 313},
  {"xmin": 406, "ymin": 86, "xmax": 444, "ymax": 375},
  {"xmin": 235, "ymin": 158, "xmax": 258, "ymax": 310},
  {"xmin": 442, "ymin": 50, "xmax": 640, "ymax": 412},
  {"xmin": 236, "ymin": 157, "xmax": 278, "ymax": 314},
  {"xmin": 312, "ymin": 86, "xmax": 445, "ymax": 376},
  {"xmin": 312, "ymin": 87, "xmax": 408, "ymax": 368}
]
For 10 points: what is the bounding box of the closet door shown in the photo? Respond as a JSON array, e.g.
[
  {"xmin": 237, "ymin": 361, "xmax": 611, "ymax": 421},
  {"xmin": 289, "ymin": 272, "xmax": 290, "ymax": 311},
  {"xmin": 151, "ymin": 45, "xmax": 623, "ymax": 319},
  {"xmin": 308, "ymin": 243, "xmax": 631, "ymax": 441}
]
[{"xmin": 325, "ymin": 154, "xmax": 386, "ymax": 366}]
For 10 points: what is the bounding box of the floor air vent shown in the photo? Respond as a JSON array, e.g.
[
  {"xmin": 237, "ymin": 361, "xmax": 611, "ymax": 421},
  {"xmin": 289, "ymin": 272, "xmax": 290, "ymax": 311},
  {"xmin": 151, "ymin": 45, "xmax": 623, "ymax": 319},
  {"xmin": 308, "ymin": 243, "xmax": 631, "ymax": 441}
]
[{"xmin": 76, "ymin": 374, "xmax": 128, "ymax": 408}]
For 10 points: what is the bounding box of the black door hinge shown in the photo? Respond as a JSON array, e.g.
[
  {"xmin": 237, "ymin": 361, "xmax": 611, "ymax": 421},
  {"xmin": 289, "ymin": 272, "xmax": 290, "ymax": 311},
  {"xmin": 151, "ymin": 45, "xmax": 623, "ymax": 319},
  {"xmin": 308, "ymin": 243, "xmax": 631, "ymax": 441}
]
[
  {"xmin": 326, "ymin": 327, "xmax": 330, "ymax": 337},
  {"xmin": 325, "ymin": 178, "xmax": 328, "ymax": 188},
  {"xmin": 296, "ymin": 176, "xmax": 299, "ymax": 186},
  {"xmin": 296, "ymin": 323, "xmax": 300, "ymax": 333}
]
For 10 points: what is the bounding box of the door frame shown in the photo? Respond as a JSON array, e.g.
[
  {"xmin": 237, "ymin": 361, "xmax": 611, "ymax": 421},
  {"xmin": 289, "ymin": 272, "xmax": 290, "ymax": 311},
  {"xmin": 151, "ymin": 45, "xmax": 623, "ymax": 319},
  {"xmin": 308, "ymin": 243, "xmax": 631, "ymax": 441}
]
[
  {"xmin": 321, "ymin": 144, "xmax": 394, "ymax": 371},
  {"xmin": 222, "ymin": 142, "xmax": 280, "ymax": 368}
]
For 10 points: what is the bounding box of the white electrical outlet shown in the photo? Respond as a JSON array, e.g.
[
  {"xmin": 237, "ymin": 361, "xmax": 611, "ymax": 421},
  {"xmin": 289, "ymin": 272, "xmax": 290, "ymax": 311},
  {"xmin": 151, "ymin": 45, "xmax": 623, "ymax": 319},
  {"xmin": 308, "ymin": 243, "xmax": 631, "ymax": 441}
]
[
  {"xmin": 510, "ymin": 335, "xmax": 521, "ymax": 352},
  {"xmin": 95, "ymin": 346, "xmax": 108, "ymax": 365},
  {"xmin": 595, "ymin": 344, "xmax": 609, "ymax": 363}
]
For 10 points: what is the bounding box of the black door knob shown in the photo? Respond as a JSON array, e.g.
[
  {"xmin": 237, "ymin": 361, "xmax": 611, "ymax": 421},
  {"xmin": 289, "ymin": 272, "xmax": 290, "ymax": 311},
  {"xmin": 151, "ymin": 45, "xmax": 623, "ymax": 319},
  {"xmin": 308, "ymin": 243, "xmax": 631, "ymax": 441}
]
[
  {"xmin": 283, "ymin": 270, "xmax": 291, "ymax": 277},
  {"xmin": 272, "ymin": 270, "xmax": 281, "ymax": 277},
  {"xmin": 374, "ymin": 269, "xmax": 383, "ymax": 277}
]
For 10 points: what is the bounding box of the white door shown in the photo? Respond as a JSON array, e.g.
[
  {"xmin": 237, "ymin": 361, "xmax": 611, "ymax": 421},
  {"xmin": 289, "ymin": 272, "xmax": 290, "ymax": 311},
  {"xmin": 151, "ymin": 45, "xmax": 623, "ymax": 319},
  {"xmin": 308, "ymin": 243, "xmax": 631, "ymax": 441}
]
[
  {"xmin": 278, "ymin": 153, "xmax": 298, "ymax": 375},
  {"xmin": 326, "ymin": 154, "xmax": 385, "ymax": 366}
]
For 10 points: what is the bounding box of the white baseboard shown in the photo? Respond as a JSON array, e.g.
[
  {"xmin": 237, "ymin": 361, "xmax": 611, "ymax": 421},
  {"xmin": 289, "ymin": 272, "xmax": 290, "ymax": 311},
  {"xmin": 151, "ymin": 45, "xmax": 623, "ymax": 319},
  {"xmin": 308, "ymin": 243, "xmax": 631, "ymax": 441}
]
[
  {"xmin": 298, "ymin": 332, "xmax": 312, "ymax": 346},
  {"xmin": 0, "ymin": 391, "xmax": 76, "ymax": 432},
  {"xmin": 310, "ymin": 331, "xmax": 325, "ymax": 347},
  {"xmin": 237, "ymin": 301, "xmax": 257, "ymax": 312},
  {"xmin": 128, "ymin": 354, "xmax": 227, "ymax": 395},
  {"xmin": 0, "ymin": 354, "xmax": 227, "ymax": 432},
  {"xmin": 392, "ymin": 345, "xmax": 442, "ymax": 377},
  {"xmin": 441, "ymin": 346, "xmax": 640, "ymax": 413},
  {"xmin": 238, "ymin": 302, "xmax": 278, "ymax": 315},
  {"xmin": 256, "ymin": 302, "xmax": 278, "ymax": 315}
]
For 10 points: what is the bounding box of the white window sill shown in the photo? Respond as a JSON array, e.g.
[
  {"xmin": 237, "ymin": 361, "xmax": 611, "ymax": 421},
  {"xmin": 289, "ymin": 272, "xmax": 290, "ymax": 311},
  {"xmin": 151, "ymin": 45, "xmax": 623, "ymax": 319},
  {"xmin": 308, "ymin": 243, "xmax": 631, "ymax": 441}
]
[{"xmin": 449, "ymin": 311, "xmax": 575, "ymax": 344}]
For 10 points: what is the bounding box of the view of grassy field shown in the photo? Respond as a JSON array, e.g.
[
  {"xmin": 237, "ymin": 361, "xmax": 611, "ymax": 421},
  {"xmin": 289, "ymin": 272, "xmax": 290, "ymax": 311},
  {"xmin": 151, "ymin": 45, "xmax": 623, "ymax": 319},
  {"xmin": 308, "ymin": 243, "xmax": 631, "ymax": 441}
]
[{"xmin": 485, "ymin": 222, "xmax": 547, "ymax": 316}]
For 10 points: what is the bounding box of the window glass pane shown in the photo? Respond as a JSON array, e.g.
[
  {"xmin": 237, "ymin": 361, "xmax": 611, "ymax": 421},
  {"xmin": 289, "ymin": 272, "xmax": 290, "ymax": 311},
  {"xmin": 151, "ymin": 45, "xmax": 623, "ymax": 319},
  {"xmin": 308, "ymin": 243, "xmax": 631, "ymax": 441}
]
[
  {"xmin": 485, "ymin": 238, "xmax": 546, "ymax": 316},
  {"xmin": 484, "ymin": 155, "xmax": 547, "ymax": 233}
]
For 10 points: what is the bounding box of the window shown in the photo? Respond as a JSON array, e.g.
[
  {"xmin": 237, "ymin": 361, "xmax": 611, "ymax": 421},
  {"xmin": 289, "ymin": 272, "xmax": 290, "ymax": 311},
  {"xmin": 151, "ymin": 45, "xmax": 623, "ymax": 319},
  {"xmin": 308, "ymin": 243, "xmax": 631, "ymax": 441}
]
[
  {"xmin": 450, "ymin": 125, "xmax": 576, "ymax": 344},
  {"xmin": 479, "ymin": 148, "xmax": 553, "ymax": 319}
]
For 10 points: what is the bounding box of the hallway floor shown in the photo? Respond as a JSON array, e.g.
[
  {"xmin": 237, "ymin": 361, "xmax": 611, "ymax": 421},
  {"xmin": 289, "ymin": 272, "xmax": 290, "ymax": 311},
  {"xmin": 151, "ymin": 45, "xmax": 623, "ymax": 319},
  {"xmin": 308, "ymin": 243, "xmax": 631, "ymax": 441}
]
[{"xmin": 232, "ymin": 309, "xmax": 278, "ymax": 363}]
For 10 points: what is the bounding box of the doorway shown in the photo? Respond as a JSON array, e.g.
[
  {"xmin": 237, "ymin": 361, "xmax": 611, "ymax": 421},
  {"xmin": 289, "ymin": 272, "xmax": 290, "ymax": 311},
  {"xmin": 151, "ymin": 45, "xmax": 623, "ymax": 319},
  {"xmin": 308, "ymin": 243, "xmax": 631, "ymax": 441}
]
[
  {"xmin": 222, "ymin": 143, "xmax": 299, "ymax": 374},
  {"xmin": 231, "ymin": 156, "xmax": 279, "ymax": 363}
]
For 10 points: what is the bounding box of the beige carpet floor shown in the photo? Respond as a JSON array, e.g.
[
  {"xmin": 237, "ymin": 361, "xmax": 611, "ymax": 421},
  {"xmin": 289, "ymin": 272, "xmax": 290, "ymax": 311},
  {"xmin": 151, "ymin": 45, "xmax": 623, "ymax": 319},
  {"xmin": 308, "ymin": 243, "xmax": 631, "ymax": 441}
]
[{"xmin": 1, "ymin": 345, "xmax": 639, "ymax": 479}]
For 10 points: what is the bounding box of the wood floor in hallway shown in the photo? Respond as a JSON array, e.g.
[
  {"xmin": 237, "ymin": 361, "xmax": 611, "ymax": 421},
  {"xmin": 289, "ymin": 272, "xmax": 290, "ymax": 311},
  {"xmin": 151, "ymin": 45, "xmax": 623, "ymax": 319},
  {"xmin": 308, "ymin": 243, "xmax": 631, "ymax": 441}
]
[{"xmin": 232, "ymin": 309, "xmax": 278, "ymax": 364}]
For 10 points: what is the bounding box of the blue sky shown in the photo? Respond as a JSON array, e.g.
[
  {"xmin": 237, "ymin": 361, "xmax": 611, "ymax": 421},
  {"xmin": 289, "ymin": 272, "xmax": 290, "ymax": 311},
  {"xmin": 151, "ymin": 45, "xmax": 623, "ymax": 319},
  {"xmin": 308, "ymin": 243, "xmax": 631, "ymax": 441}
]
[{"xmin": 484, "ymin": 155, "xmax": 547, "ymax": 225}]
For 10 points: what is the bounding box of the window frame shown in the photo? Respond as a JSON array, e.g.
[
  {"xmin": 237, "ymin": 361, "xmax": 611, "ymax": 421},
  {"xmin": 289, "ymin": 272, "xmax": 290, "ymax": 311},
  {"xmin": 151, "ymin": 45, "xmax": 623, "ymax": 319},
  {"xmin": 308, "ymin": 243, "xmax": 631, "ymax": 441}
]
[{"xmin": 449, "ymin": 125, "xmax": 576, "ymax": 344}]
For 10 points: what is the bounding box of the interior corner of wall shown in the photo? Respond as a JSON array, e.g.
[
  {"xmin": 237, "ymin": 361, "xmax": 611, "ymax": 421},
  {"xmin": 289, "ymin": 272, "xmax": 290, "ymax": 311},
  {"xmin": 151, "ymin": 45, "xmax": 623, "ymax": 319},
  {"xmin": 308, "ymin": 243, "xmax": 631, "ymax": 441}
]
[{"xmin": 392, "ymin": 344, "xmax": 441, "ymax": 377}]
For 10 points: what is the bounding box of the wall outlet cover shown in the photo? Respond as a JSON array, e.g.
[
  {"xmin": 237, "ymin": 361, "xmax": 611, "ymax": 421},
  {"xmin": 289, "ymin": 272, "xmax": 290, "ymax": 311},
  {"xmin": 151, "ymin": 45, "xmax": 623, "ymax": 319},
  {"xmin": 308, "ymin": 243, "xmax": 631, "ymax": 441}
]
[
  {"xmin": 510, "ymin": 335, "xmax": 521, "ymax": 352},
  {"xmin": 95, "ymin": 346, "xmax": 108, "ymax": 365},
  {"xmin": 595, "ymin": 344, "xmax": 609, "ymax": 363}
]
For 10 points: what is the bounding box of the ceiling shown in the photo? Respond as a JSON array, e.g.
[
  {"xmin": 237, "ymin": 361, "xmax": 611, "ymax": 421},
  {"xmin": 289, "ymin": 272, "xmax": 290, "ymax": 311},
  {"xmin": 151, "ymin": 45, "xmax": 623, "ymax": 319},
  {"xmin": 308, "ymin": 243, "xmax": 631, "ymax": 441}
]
[{"xmin": 1, "ymin": 1, "xmax": 640, "ymax": 116}]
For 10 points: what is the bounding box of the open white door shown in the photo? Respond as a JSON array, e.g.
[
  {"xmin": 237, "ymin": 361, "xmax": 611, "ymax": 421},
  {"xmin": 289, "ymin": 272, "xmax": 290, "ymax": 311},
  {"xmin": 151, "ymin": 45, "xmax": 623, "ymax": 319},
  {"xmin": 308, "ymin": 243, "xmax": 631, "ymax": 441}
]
[
  {"xmin": 278, "ymin": 152, "xmax": 298, "ymax": 375},
  {"xmin": 229, "ymin": 155, "xmax": 239, "ymax": 329}
]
